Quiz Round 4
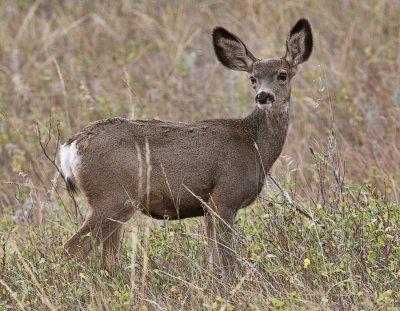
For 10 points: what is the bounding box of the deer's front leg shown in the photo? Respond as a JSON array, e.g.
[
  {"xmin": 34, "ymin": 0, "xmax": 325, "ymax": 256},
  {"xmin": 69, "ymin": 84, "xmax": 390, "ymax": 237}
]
[
  {"xmin": 205, "ymin": 213, "xmax": 218, "ymax": 269},
  {"xmin": 215, "ymin": 210, "xmax": 236, "ymax": 270},
  {"xmin": 206, "ymin": 198, "xmax": 237, "ymax": 275}
]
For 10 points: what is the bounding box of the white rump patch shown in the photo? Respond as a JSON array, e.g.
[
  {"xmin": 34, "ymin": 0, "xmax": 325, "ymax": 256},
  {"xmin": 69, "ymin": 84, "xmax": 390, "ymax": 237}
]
[{"xmin": 60, "ymin": 141, "xmax": 80, "ymax": 180}]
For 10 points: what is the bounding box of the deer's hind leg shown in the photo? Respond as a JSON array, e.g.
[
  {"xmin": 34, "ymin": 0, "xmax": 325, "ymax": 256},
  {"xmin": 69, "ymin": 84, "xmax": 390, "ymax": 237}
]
[
  {"xmin": 64, "ymin": 208, "xmax": 101, "ymax": 262},
  {"xmin": 101, "ymin": 201, "xmax": 136, "ymax": 271},
  {"xmin": 64, "ymin": 197, "xmax": 135, "ymax": 266},
  {"xmin": 102, "ymin": 224, "xmax": 123, "ymax": 271}
]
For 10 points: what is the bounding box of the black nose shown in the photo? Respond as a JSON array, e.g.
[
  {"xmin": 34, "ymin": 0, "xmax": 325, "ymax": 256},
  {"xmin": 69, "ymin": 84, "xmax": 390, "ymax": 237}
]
[{"xmin": 256, "ymin": 91, "xmax": 275, "ymax": 105}]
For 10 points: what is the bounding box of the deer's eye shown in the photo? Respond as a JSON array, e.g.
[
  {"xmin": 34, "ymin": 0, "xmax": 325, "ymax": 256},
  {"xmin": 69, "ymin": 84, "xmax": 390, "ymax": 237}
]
[
  {"xmin": 278, "ymin": 72, "xmax": 288, "ymax": 82},
  {"xmin": 249, "ymin": 76, "xmax": 256, "ymax": 84}
]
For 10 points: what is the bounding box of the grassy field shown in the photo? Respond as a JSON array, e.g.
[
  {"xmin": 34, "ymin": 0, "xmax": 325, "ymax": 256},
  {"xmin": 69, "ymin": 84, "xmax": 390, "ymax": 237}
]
[{"xmin": 0, "ymin": 1, "xmax": 399, "ymax": 310}]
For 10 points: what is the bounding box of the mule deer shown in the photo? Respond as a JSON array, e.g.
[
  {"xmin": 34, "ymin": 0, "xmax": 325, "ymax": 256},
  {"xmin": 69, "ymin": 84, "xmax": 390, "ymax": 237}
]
[{"xmin": 60, "ymin": 19, "xmax": 313, "ymax": 270}]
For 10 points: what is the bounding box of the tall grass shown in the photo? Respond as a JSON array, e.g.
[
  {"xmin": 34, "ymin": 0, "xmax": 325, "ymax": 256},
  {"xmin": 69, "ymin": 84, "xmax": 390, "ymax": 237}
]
[{"xmin": 0, "ymin": 1, "xmax": 399, "ymax": 310}]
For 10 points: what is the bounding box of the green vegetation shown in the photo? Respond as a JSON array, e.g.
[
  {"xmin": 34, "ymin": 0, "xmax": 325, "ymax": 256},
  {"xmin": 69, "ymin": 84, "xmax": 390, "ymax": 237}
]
[{"xmin": 0, "ymin": 1, "xmax": 399, "ymax": 310}]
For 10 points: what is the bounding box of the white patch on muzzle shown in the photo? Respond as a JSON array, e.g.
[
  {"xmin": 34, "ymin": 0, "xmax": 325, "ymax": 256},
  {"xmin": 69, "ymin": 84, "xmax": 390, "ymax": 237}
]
[{"xmin": 257, "ymin": 102, "xmax": 273, "ymax": 110}]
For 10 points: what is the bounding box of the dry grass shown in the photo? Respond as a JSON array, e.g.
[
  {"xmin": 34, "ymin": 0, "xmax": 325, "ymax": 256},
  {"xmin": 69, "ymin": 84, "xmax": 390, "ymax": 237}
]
[{"xmin": 0, "ymin": 1, "xmax": 399, "ymax": 310}]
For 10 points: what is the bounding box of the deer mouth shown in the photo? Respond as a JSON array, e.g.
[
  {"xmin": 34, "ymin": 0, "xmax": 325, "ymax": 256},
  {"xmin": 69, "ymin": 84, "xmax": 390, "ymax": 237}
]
[{"xmin": 257, "ymin": 102, "xmax": 273, "ymax": 110}]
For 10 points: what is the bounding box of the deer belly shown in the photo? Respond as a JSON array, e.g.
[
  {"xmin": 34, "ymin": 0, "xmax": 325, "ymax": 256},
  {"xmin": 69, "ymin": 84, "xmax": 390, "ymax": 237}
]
[{"xmin": 142, "ymin": 190, "xmax": 206, "ymax": 220}]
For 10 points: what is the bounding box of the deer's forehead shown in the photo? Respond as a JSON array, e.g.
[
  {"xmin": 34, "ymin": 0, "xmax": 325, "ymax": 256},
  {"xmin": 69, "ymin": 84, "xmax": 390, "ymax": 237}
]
[{"xmin": 253, "ymin": 59, "xmax": 289, "ymax": 76}]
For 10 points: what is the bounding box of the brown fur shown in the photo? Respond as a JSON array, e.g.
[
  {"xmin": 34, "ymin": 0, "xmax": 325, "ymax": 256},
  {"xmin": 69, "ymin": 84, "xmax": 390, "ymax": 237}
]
[{"xmin": 62, "ymin": 19, "xmax": 313, "ymax": 271}]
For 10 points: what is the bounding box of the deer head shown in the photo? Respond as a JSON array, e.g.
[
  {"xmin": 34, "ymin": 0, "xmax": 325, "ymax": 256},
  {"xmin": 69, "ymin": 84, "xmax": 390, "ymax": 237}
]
[{"xmin": 212, "ymin": 19, "xmax": 313, "ymax": 110}]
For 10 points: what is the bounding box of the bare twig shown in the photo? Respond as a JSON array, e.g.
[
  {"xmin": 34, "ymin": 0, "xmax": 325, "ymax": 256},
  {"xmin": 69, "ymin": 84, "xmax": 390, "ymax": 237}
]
[
  {"xmin": 267, "ymin": 173, "xmax": 314, "ymax": 222},
  {"xmin": 253, "ymin": 142, "xmax": 314, "ymax": 221},
  {"xmin": 37, "ymin": 117, "xmax": 82, "ymax": 223}
]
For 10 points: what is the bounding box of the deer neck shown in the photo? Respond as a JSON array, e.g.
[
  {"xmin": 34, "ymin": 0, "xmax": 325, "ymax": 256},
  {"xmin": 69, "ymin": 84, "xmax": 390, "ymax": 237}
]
[{"xmin": 243, "ymin": 104, "xmax": 290, "ymax": 172}]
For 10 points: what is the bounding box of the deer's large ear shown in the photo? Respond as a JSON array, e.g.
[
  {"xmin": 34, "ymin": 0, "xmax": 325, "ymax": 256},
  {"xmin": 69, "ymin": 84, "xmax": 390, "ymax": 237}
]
[
  {"xmin": 213, "ymin": 27, "xmax": 257, "ymax": 72},
  {"xmin": 285, "ymin": 19, "xmax": 313, "ymax": 67}
]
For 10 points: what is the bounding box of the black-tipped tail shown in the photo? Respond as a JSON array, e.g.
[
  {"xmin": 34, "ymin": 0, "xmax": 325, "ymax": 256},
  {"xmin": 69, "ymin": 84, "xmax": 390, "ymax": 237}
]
[{"xmin": 66, "ymin": 177, "xmax": 78, "ymax": 195}]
